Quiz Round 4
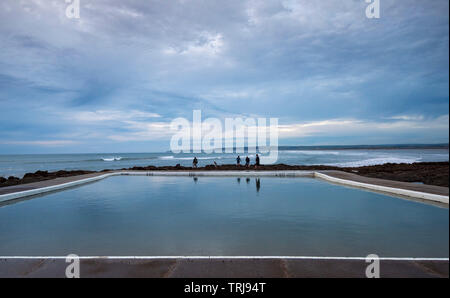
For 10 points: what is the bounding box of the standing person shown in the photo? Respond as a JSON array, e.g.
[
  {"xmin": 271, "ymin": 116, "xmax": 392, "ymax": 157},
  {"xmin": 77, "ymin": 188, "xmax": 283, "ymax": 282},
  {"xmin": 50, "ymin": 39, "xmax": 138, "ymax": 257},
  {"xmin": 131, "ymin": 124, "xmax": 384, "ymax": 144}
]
[
  {"xmin": 236, "ymin": 155, "xmax": 241, "ymax": 166},
  {"xmin": 245, "ymin": 156, "xmax": 250, "ymax": 167},
  {"xmin": 193, "ymin": 157, "xmax": 198, "ymax": 168},
  {"xmin": 255, "ymin": 154, "xmax": 260, "ymax": 168}
]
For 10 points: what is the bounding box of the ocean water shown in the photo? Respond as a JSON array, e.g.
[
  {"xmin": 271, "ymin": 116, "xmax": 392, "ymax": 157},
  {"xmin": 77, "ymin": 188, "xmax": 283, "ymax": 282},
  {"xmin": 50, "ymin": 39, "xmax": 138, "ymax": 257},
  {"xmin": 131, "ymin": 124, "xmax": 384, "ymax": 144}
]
[
  {"xmin": 0, "ymin": 149, "xmax": 448, "ymax": 178},
  {"xmin": 0, "ymin": 176, "xmax": 447, "ymax": 256}
]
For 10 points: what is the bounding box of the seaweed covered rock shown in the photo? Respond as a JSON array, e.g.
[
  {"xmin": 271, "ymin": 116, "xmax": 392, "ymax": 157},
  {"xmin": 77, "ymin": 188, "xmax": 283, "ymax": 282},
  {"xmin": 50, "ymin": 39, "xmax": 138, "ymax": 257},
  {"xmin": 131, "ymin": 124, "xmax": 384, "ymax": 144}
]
[{"xmin": 0, "ymin": 162, "xmax": 448, "ymax": 188}]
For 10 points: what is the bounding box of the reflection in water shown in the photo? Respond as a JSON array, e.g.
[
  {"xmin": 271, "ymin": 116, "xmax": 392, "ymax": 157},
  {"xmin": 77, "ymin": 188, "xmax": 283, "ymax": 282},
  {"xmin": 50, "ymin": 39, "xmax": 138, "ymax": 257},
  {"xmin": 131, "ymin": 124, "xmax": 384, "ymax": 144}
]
[
  {"xmin": 256, "ymin": 178, "xmax": 261, "ymax": 193},
  {"xmin": 0, "ymin": 175, "xmax": 448, "ymax": 257},
  {"xmin": 193, "ymin": 177, "xmax": 198, "ymax": 183},
  {"xmin": 246, "ymin": 178, "xmax": 250, "ymax": 184},
  {"xmin": 237, "ymin": 178, "xmax": 241, "ymax": 184}
]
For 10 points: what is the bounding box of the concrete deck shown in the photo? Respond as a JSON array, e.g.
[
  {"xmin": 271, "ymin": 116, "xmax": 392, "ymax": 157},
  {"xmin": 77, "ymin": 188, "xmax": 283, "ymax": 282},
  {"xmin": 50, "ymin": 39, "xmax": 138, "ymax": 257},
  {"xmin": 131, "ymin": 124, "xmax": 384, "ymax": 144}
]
[
  {"xmin": 0, "ymin": 257, "xmax": 447, "ymax": 278},
  {"xmin": 319, "ymin": 171, "xmax": 449, "ymax": 196},
  {"xmin": 0, "ymin": 172, "xmax": 110, "ymax": 196}
]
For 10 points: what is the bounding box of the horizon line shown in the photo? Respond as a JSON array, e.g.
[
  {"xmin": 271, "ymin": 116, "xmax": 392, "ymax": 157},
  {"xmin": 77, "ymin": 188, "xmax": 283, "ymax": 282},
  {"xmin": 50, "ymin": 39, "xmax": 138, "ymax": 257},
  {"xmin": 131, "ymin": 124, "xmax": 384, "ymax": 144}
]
[{"xmin": 0, "ymin": 143, "xmax": 448, "ymax": 155}]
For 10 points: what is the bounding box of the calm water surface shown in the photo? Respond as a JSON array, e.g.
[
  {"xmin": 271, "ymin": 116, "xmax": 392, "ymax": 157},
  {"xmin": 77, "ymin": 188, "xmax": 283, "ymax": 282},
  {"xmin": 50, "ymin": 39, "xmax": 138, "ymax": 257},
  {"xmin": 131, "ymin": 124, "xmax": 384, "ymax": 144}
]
[{"xmin": 0, "ymin": 176, "xmax": 448, "ymax": 257}]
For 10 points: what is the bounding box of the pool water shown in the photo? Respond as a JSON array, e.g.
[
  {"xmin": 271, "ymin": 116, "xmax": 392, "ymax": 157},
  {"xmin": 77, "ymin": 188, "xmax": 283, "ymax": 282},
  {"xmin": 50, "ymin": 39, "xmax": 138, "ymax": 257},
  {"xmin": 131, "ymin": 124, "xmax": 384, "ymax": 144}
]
[{"xmin": 0, "ymin": 176, "xmax": 448, "ymax": 257}]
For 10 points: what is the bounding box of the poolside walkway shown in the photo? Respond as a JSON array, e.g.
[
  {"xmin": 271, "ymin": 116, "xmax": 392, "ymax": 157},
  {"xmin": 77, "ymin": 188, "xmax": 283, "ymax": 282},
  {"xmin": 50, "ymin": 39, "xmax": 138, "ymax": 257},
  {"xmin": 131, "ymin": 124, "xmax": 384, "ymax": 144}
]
[
  {"xmin": 317, "ymin": 170, "xmax": 449, "ymax": 196},
  {"xmin": 0, "ymin": 257, "xmax": 448, "ymax": 278},
  {"xmin": 0, "ymin": 172, "xmax": 110, "ymax": 196}
]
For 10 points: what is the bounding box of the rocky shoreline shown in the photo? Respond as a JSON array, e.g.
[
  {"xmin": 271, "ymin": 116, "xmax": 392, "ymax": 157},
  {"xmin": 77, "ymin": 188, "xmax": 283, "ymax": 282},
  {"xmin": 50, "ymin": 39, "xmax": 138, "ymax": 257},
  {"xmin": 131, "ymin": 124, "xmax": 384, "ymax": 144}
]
[{"xmin": 0, "ymin": 162, "xmax": 448, "ymax": 188}]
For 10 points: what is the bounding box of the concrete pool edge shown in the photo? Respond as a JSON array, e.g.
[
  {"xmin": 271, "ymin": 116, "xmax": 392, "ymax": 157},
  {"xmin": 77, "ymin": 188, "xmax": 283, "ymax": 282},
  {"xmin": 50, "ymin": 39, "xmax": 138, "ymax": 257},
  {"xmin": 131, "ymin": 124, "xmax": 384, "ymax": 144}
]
[
  {"xmin": 0, "ymin": 170, "xmax": 448, "ymax": 205},
  {"xmin": 314, "ymin": 172, "xmax": 449, "ymax": 204},
  {"xmin": 1, "ymin": 257, "xmax": 448, "ymax": 278}
]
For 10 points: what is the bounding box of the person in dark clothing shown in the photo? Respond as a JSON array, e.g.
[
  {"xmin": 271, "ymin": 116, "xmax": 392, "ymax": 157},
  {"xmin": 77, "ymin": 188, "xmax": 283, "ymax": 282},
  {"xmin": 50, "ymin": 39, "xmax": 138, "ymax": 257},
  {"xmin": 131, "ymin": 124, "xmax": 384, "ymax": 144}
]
[
  {"xmin": 255, "ymin": 154, "xmax": 260, "ymax": 167},
  {"xmin": 192, "ymin": 157, "xmax": 198, "ymax": 168},
  {"xmin": 236, "ymin": 155, "xmax": 241, "ymax": 166},
  {"xmin": 245, "ymin": 156, "xmax": 250, "ymax": 167}
]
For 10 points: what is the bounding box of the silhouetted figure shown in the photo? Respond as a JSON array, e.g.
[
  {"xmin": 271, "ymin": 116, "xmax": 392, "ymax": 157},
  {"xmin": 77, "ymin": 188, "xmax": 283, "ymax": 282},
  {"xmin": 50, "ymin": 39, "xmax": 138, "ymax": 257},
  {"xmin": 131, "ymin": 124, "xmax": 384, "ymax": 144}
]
[
  {"xmin": 236, "ymin": 155, "xmax": 241, "ymax": 166},
  {"xmin": 255, "ymin": 154, "xmax": 260, "ymax": 168},
  {"xmin": 193, "ymin": 177, "xmax": 198, "ymax": 183},
  {"xmin": 193, "ymin": 157, "xmax": 198, "ymax": 168},
  {"xmin": 237, "ymin": 177, "xmax": 241, "ymax": 184},
  {"xmin": 245, "ymin": 156, "xmax": 250, "ymax": 167},
  {"xmin": 256, "ymin": 178, "xmax": 261, "ymax": 193},
  {"xmin": 246, "ymin": 177, "xmax": 250, "ymax": 184}
]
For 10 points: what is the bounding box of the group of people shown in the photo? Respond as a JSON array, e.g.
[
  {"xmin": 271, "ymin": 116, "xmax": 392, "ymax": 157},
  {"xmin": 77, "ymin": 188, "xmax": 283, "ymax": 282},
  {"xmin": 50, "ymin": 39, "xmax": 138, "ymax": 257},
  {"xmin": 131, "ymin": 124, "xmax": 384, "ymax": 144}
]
[
  {"xmin": 192, "ymin": 154, "xmax": 260, "ymax": 168},
  {"xmin": 236, "ymin": 154, "xmax": 260, "ymax": 167}
]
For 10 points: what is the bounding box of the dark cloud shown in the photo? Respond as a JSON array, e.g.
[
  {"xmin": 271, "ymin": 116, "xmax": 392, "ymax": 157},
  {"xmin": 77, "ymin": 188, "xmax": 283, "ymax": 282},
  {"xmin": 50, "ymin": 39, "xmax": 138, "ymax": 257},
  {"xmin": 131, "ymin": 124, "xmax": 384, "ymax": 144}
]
[{"xmin": 0, "ymin": 0, "xmax": 448, "ymax": 152}]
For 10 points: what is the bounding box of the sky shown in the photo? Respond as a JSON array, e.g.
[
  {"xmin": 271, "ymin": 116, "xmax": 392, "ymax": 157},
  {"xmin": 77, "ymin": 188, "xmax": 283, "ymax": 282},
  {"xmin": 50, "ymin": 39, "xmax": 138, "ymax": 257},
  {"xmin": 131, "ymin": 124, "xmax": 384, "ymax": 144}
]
[{"xmin": 0, "ymin": 0, "xmax": 448, "ymax": 153}]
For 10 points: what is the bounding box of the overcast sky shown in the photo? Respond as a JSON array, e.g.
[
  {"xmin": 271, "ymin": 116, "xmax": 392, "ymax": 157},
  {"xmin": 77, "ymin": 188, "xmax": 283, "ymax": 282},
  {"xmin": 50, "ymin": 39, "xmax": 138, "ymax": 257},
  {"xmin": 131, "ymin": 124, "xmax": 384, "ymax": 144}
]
[{"xmin": 0, "ymin": 0, "xmax": 448, "ymax": 153}]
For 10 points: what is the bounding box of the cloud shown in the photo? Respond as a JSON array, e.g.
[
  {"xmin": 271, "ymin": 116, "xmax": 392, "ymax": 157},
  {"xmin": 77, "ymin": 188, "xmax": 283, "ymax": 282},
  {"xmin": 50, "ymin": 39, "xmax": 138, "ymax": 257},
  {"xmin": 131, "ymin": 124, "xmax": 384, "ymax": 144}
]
[
  {"xmin": 163, "ymin": 32, "xmax": 225, "ymax": 57},
  {"xmin": 278, "ymin": 115, "xmax": 449, "ymax": 139},
  {"xmin": 0, "ymin": 140, "xmax": 79, "ymax": 147},
  {"xmin": 70, "ymin": 110, "xmax": 161, "ymax": 123},
  {"xmin": 0, "ymin": 0, "xmax": 448, "ymax": 152},
  {"xmin": 87, "ymin": 114, "xmax": 450, "ymax": 145},
  {"xmin": 385, "ymin": 115, "xmax": 425, "ymax": 121},
  {"xmin": 107, "ymin": 121, "xmax": 172, "ymax": 141}
]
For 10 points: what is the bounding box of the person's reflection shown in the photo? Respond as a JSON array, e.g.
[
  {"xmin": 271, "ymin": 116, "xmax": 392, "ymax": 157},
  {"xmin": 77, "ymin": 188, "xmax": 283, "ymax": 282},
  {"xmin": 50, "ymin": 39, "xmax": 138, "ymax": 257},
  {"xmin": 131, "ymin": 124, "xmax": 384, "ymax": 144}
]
[
  {"xmin": 237, "ymin": 177, "xmax": 241, "ymax": 184},
  {"xmin": 255, "ymin": 178, "xmax": 261, "ymax": 193},
  {"xmin": 246, "ymin": 177, "xmax": 250, "ymax": 184},
  {"xmin": 193, "ymin": 177, "xmax": 198, "ymax": 183}
]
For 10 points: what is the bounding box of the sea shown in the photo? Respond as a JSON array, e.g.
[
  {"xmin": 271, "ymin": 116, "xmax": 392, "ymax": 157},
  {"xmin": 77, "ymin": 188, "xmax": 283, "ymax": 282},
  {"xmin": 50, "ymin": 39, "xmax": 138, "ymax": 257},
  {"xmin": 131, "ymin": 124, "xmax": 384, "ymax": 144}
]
[{"xmin": 0, "ymin": 148, "xmax": 448, "ymax": 178}]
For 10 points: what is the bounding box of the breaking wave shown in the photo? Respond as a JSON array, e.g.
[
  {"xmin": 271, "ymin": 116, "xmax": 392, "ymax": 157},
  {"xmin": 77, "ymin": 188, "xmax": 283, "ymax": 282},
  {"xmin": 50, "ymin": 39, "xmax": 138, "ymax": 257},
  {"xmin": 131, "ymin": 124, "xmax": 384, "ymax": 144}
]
[
  {"xmin": 102, "ymin": 157, "xmax": 122, "ymax": 161},
  {"xmin": 327, "ymin": 157, "xmax": 421, "ymax": 168}
]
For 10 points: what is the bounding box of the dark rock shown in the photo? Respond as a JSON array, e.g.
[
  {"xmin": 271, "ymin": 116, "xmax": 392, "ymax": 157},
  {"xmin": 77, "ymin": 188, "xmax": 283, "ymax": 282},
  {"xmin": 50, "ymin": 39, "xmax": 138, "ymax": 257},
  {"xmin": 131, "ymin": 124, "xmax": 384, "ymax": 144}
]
[{"xmin": 0, "ymin": 162, "xmax": 448, "ymax": 188}]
